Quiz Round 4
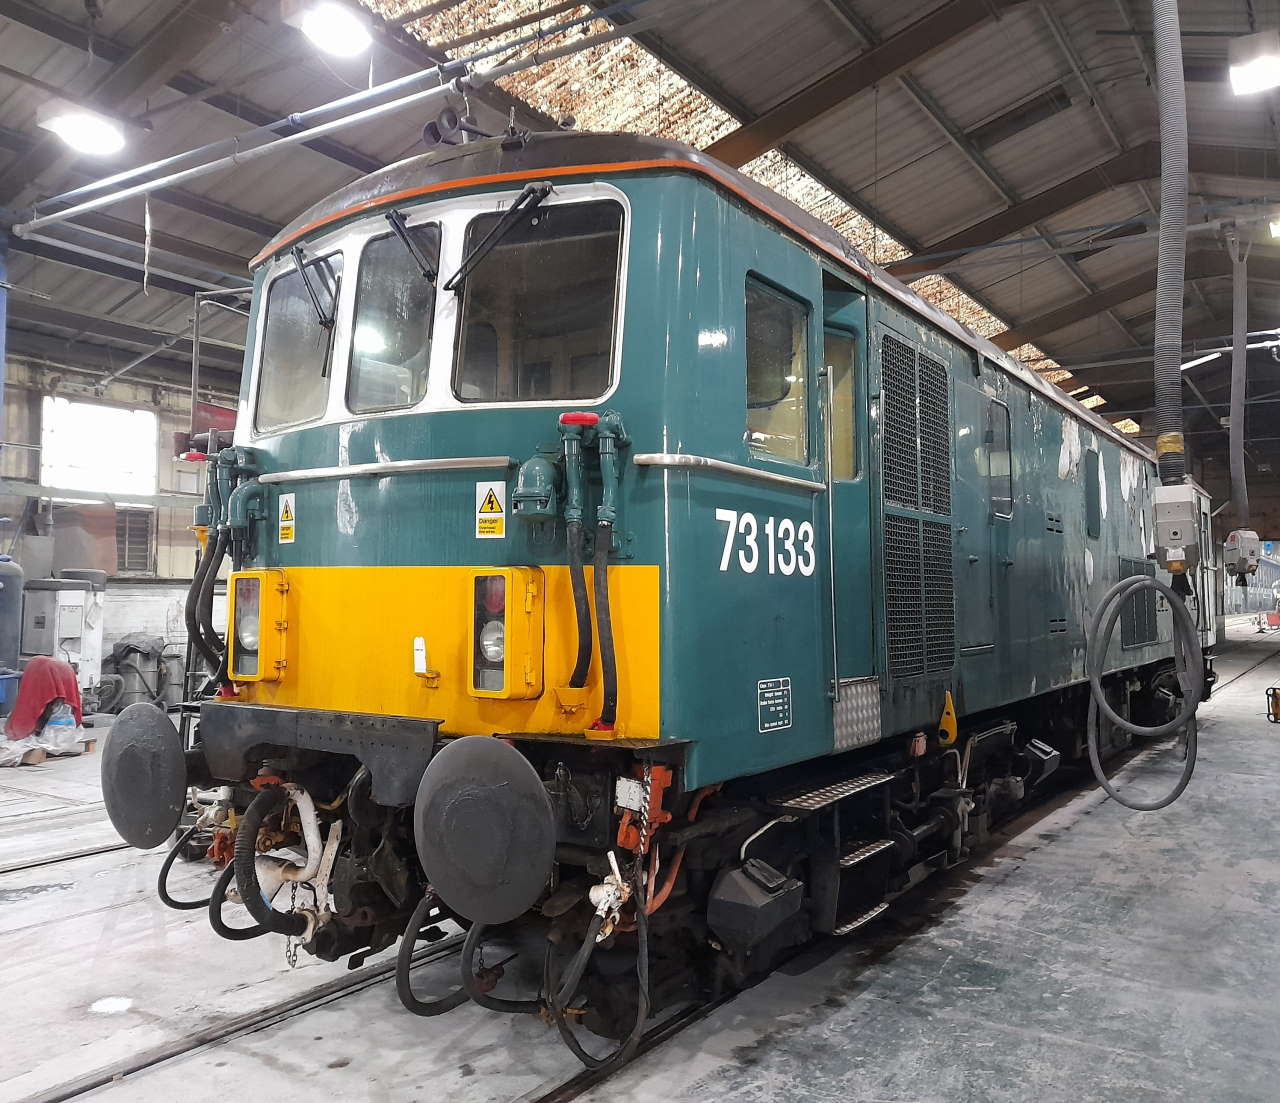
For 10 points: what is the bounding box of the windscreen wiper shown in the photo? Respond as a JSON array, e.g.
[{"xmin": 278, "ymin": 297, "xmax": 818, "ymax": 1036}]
[
  {"xmin": 442, "ymin": 181, "xmax": 553, "ymax": 293},
  {"xmin": 291, "ymin": 246, "xmax": 336, "ymax": 330},
  {"xmin": 385, "ymin": 210, "xmax": 437, "ymax": 284}
]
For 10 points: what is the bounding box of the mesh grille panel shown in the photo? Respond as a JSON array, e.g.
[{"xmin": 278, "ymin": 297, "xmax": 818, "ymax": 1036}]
[
  {"xmin": 1119, "ymin": 557, "xmax": 1158, "ymax": 647},
  {"xmin": 881, "ymin": 334, "xmax": 919, "ymax": 509},
  {"xmin": 922, "ymin": 519, "xmax": 955, "ymax": 672},
  {"xmin": 884, "ymin": 514, "xmax": 925, "ymax": 677},
  {"xmin": 918, "ymin": 353, "xmax": 952, "ymax": 516}
]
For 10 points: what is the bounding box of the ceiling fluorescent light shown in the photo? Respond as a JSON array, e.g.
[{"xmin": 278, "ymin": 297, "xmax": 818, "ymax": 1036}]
[
  {"xmin": 283, "ymin": 0, "xmax": 372, "ymax": 57},
  {"xmin": 1229, "ymin": 29, "xmax": 1280, "ymax": 95},
  {"xmin": 1180, "ymin": 351, "xmax": 1222, "ymax": 372},
  {"xmin": 36, "ymin": 101, "xmax": 125, "ymax": 156}
]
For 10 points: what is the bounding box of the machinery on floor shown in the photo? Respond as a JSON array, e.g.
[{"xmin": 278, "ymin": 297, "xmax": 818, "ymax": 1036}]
[{"xmin": 101, "ymin": 129, "xmax": 1216, "ymax": 1064}]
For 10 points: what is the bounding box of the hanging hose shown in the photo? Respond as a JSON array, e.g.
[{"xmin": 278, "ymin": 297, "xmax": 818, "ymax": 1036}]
[
  {"xmin": 1226, "ymin": 230, "xmax": 1251, "ymax": 528},
  {"xmin": 196, "ymin": 528, "xmax": 229, "ymax": 663},
  {"xmin": 395, "ymin": 891, "xmax": 469, "ymax": 1016},
  {"xmin": 593, "ymin": 522, "xmax": 618, "ymax": 730},
  {"xmin": 545, "ymin": 873, "xmax": 651, "ymax": 1069},
  {"xmin": 1085, "ymin": 574, "xmax": 1204, "ymax": 810},
  {"xmin": 184, "ymin": 543, "xmax": 221, "ymax": 671},
  {"xmin": 233, "ymin": 786, "xmax": 308, "ymax": 937},
  {"xmin": 1150, "ymin": 0, "xmax": 1189, "ymax": 486},
  {"xmin": 208, "ymin": 862, "xmax": 268, "ymax": 940},
  {"xmin": 157, "ymin": 824, "xmax": 211, "ymax": 910},
  {"xmin": 459, "ymin": 922, "xmax": 543, "ymax": 1015},
  {"xmin": 567, "ymin": 520, "xmax": 593, "ymax": 688}
]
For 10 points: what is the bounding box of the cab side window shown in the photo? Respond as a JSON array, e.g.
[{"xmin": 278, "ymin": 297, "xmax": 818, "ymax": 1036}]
[
  {"xmin": 745, "ymin": 277, "xmax": 809, "ymax": 463},
  {"xmin": 1085, "ymin": 447, "xmax": 1101, "ymax": 538},
  {"xmin": 987, "ymin": 400, "xmax": 1012, "ymax": 516}
]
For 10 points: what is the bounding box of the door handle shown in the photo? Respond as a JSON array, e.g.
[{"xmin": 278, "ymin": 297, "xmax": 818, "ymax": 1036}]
[{"xmin": 968, "ymin": 555, "xmax": 979, "ymax": 564}]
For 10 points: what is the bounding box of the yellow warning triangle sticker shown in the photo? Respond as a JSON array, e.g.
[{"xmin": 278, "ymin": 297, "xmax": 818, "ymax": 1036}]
[
  {"xmin": 479, "ymin": 489, "xmax": 503, "ymax": 514},
  {"xmin": 280, "ymin": 501, "xmax": 294, "ymax": 521}
]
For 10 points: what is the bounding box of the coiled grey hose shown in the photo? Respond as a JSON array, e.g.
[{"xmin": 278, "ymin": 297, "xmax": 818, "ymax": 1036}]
[
  {"xmin": 1086, "ymin": 575, "xmax": 1203, "ymax": 811},
  {"xmin": 1150, "ymin": 0, "xmax": 1189, "ymax": 485}
]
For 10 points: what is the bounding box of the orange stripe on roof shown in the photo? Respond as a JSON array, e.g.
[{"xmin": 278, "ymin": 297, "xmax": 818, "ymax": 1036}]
[{"xmin": 249, "ymin": 158, "xmax": 871, "ymax": 280}]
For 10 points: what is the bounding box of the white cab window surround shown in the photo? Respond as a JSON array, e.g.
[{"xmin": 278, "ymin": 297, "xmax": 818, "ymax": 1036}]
[{"xmin": 239, "ymin": 181, "xmax": 631, "ymax": 445}]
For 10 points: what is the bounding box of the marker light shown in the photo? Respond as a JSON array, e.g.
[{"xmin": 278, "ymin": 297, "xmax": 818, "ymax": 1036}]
[
  {"xmin": 1230, "ymin": 30, "xmax": 1280, "ymax": 95},
  {"xmin": 36, "ymin": 103, "xmax": 125, "ymax": 156},
  {"xmin": 284, "ymin": 0, "xmax": 372, "ymax": 58}
]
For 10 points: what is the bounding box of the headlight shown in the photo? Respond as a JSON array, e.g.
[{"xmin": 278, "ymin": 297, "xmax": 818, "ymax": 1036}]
[
  {"xmin": 479, "ymin": 619, "xmax": 505, "ymax": 663},
  {"xmin": 237, "ymin": 613, "xmax": 260, "ymax": 651}
]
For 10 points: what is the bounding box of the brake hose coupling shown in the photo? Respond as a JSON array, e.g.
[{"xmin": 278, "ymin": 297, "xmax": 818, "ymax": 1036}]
[
  {"xmin": 558, "ymin": 411, "xmax": 598, "ymax": 526},
  {"xmin": 594, "ymin": 410, "xmax": 629, "ymax": 528},
  {"xmin": 588, "ymin": 850, "xmax": 632, "ymax": 941}
]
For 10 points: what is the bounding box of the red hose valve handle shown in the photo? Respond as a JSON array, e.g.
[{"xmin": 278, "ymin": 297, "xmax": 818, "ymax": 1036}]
[
  {"xmin": 559, "ymin": 411, "xmax": 600, "ymax": 427},
  {"xmin": 180, "ymin": 451, "xmax": 209, "ymax": 462}
]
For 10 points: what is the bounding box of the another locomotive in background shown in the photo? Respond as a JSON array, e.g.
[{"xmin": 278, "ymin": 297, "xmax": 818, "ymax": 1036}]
[{"xmin": 103, "ymin": 130, "xmax": 1216, "ymax": 1057}]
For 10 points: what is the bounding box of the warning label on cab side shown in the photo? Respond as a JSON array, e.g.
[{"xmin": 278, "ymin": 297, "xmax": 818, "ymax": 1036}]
[
  {"xmin": 475, "ymin": 481, "xmax": 505, "ymax": 539},
  {"xmin": 758, "ymin": 677, "xmax": 793, "ymax": 733},
  {"xmin": 278, "ymin": 493, "xmax": 295, "ymax": 544}
]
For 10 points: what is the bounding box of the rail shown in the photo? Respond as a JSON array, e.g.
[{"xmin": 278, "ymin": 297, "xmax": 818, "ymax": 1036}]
[
  {"xmin": 257, "ymin": 456, "xmax": 514, "ymax": 485},
  {"xmin": 632, "ymin": 452, "xmax": 827, "ymax": 492}
]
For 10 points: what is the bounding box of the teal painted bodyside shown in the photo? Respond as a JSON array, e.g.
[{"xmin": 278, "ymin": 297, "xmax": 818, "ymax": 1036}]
[{"xmin": 233, "ymin": 168, "xmax": 1176, "ymax": 791}]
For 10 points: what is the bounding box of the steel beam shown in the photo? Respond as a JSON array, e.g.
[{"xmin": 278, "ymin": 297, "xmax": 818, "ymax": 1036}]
[
  {"xmin": 704, "ymin": 0, "xmax": 1022, "ymax": 168},
  {"xmin": 7, "ymin": 300, "xmax": 244, "ymax": 371},
  {"xmin": 886, "ymin": 143, "xmax": 1280, "ymax": 279},
  {"xmin": 990, "ymin": 252, "xmax": 1280, "ymax": 350},
  {"xmin": 7, "ymin": 235, "xmax": 233, "ymax": 299},
  {"xmin": 0, "ymin": 0, "xmax": 380, "ymax": 179},
  {"xmin": 6, "ymin": 330, "xmax": 240, "ymax": 396},
  {"xmin": 0, "ymin": 0, "xmax": 244, "ymax": 204}
]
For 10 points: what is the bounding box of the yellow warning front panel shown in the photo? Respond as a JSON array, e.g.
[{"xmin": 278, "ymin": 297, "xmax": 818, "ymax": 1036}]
[{"xmin": 236, "ymin": 564, "xmax": 660, "ymax": 739}]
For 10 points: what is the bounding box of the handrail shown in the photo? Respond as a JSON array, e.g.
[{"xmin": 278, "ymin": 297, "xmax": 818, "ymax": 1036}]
[
  {"xmin": 632, "ymin": 452, "xmax": 825, "ymax": 492},
  {"xmin": 257, "ymin": 456, "xmax": 512, "ymax": 485}
]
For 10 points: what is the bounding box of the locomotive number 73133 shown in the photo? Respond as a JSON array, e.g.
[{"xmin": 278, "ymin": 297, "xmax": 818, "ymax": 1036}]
[{"xmin": 715, "ymin": 508, "xmax": 817, "ymax": 576}]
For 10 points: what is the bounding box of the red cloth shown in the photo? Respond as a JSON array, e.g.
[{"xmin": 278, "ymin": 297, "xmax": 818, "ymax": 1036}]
[{"xmin": 5, "ymin": 656, "xmax": 82, "ymax": 739}]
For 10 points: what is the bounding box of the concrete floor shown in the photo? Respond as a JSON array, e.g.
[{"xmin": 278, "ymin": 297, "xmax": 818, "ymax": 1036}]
[{"xmin": 2, "ymin": 619, "xmax": 1278, "ymax": 1103}]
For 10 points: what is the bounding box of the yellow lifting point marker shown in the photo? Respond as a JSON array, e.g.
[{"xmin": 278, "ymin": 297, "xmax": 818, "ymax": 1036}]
[{"xmin": 938, "ymin": 690, "xmax": 958, "ymax": 747}]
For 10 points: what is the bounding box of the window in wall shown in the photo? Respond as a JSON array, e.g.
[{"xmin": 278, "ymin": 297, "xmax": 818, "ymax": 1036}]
[
  {"xmin": 824, "ymin": 330, "xmax": 856, "ymax": 480},
  {"xmin": 746, "ymin": 278, "xmax": 809, "ymax": 463},
  {"xmin": 453, "ymin": 200, "xmax": 623, "ymax": 403},
  {"xmin": 1085, "ymin": 447, "xmax": 1101, "ymax": 538},
  {"xmin": 986, "ymin": 400, "xmax": 1012, "ymax": 516},
  {"xmin": 115, "ymin": 508, "xmax": 154, "ymax": 573},
  {"xmin": 348, "ymin": 224, "xmax": 440, "ymax": 413},
  {"xmin": 40, "ymin": 397, "xmax": 157, "ymax": 498},
  {"xmin": 255, "ymin": 252, "xmax": 342, "ymax": 432}
]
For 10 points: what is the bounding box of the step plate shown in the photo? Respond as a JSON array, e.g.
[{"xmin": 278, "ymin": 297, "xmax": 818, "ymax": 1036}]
[
  {"xmin": 832, "ymin": 901, "xmax": 889, "ymax": 936},
  {"xmin": 771, "ymin": 771, "xmax": 894, "ymax": 812},
  {"xmin": 839, "ymin": 839, "xmax": 895, "ymax": 868}
]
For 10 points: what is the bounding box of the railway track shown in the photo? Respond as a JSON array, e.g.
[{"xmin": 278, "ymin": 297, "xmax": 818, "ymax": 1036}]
[
  {"xmin": 27, "ymin": 936, "xmax": 468, "ymax": 1103},
  {"xmin": 0, "ymin": 842, "xmax": 129, "ymax": 876}
]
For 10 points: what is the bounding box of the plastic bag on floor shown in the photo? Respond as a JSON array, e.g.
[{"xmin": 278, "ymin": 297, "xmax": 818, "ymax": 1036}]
[
  {"xmin": 0, "ymin": 735, "xmax": 43, "ymax": 767},
  {"xmin": 37, "ymin": 702, "xmax": 82, "ymax": 756}
]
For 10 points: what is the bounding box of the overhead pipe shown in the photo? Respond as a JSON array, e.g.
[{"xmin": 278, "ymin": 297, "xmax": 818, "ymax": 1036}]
[
  {"xmin": 17, "ymin": 0, "xmax": 664, "ymax": 238},
  {"xmin": 1149, "ymin": 0, "xmax": 1190, "ymax": 486},
  {"xmin": 1224, "ymin": 227, "xmax": 1250, "ymax": 528}
]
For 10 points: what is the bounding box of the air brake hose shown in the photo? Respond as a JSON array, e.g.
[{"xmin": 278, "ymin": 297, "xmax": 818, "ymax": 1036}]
[
  {"xmin": 157, "ymin": 824, "xmax": 211, "ymax": 910},
  {"xmin": 184, "ymin": 545, "xmax": 219, "ymax": 671},
  {"xmin": 545, "ymin": 873, "xmax": 651, "ymax": 1069},
  {"xmin": 233, "ymin": 786, "xmax": 308, "ymax": 937},
  {"xmin": 396, "ymin": 891, "xmax": 469, "ymax": 1016},
  {"xmin": 196, "ymin": 528, "xmax": 229, "ymax": 662},
  {"xmin": 567, "ymin": 521, "xmax": 593, "ymax": 688},
  {"xmin": 593, "ymin": 523, "xmax": 618, "ymax": 730},
  {"xmin": 208, "ymin": 862, "xmax": 268, "ymax": 941},
  {"xmin": 1085, "ymin": 574, "xmax": 1203, "ymax": 811}
]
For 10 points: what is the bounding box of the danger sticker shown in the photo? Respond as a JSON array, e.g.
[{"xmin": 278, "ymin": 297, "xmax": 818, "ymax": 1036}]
[
  {"xmin": 278, "ymin": 493, "xmax": 295, "ymax": 544},
  {"xmin": 475, "ymin": 481, "xmax": 505, "ymax": 539}
]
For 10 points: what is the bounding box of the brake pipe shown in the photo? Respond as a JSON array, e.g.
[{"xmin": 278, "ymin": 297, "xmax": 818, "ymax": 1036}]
[
  {"xmin": 591, "ymin": 412, "xmax": 629, "ymax": 732},
  {"xmin": 559, "ymin": 413, "xmax": 597, "ymax": 690}
]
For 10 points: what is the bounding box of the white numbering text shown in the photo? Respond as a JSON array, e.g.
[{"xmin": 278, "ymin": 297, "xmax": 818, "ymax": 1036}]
[{"xmin": 716, "ymin": 509, "xmax": 816, "ymax": 576}]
